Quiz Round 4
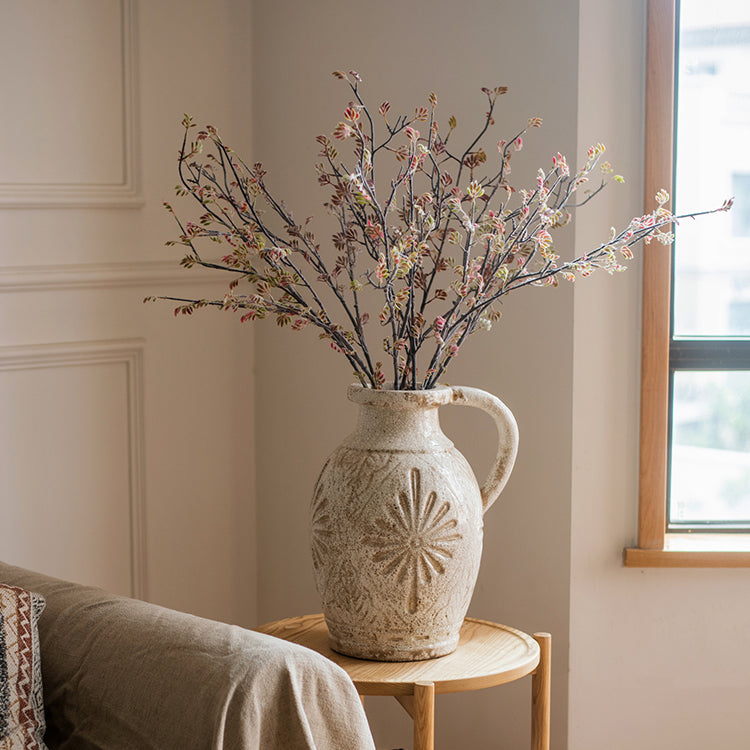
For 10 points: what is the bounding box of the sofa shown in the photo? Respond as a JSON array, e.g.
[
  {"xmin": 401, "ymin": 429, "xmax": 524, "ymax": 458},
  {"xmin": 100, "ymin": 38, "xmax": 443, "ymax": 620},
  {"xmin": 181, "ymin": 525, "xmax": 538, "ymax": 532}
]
[{"xmin": 0, "ymin": 561, "xmax": 376, "ymax": 749}]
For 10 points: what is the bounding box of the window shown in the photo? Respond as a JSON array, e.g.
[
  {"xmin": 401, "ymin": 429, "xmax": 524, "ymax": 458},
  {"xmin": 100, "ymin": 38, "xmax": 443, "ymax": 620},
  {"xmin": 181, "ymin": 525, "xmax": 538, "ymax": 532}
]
[
  {"xmin": 625, "ymin": 0, "xmax": 750, "ymax": 566},
  {"xmin": 731, "ymin": 174, "xmax": 750, "ymax": 237}
]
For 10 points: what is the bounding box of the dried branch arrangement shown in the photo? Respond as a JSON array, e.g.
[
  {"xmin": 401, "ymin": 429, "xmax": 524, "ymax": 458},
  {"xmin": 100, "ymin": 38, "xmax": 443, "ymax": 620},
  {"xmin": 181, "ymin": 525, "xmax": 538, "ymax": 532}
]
[{"xmin": 149, "ymin": 70, "xmax": 731, "ymax": 389}]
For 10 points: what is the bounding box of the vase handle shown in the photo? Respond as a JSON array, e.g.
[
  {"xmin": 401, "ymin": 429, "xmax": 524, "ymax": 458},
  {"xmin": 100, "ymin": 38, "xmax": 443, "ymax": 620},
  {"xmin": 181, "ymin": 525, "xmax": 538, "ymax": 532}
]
[{"xmin": 449, "ymin": 386, "xmax": 519, "ymax": 514}]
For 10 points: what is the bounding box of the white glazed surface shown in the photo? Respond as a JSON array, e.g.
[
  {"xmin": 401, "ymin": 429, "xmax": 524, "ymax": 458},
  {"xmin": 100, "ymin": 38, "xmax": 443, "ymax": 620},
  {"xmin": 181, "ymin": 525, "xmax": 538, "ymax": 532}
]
[{"xmin": 310, "ymin": 385, "xmax": 517, "ymax": 661}]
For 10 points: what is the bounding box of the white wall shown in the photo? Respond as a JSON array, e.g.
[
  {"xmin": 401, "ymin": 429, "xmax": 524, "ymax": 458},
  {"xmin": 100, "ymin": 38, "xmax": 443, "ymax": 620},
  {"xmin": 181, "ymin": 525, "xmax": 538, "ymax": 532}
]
[{"xmin": 570, "ymin": 2, "xmax": 750, "ymax": 748}]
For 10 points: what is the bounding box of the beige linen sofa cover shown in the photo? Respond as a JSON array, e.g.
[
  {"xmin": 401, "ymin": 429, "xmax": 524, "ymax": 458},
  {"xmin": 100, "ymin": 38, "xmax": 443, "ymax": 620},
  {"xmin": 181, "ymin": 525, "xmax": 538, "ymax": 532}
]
[{"xmin": 0, "ymin": 562, "xmax": 376, "ymax": 750}]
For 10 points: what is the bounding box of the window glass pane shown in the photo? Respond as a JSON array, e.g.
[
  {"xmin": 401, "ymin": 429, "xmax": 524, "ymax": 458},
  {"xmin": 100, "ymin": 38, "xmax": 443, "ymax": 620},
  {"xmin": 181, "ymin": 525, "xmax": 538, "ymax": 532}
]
[
  {"xmin": 673, "ymin": 0, "xmax": 750, "ymax": 337},
  {"xmin": 670, "ymin": 370, "xmax": 750, "ymax": 524}
]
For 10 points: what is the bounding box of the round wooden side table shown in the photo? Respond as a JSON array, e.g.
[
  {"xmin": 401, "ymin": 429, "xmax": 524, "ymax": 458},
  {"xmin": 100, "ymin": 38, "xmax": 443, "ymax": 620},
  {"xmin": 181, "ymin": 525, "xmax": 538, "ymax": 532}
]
[{"xmin": 257, "ymin": 614, "xmax": 551, "ymax": 750}]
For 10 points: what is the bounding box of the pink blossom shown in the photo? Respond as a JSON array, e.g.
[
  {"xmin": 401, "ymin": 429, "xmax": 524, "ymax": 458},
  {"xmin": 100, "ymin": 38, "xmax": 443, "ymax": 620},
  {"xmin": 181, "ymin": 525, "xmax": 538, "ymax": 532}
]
[
  {"xmin": 467, "ymin": 180, "xmax": 485, "ymax": 200},
  {"xmin": 365, "ymin": 219, "xmax": 384, "ymax": 243},
  {"xmin": 553, "ymin": 152, "xmax": 570, "ymax": 176},
  {"xmin": 655, "ymin": 189, "xmax": 670, "ymax": 206},
  {"xmin": 535, "ymin": 229, "xmax": 553, "ymax": 249},
  {"xmin": 375, "ymin": 254, "xmax": 389, "ymax": 281},
  {"xmin": 333, "ymin": 122, "xmax": 354, "ymax": 141}
]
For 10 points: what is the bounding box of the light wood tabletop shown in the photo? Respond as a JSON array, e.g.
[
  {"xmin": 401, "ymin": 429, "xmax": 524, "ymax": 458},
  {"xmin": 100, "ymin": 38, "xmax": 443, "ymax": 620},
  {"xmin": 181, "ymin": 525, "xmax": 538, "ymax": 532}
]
[
  {"xmin": 257, "ymin": 614, "xmax": 551, "ymax": 750},
  {"xmin": 258, "ymin": 613, "xmax": 539, "ymax": 695}
]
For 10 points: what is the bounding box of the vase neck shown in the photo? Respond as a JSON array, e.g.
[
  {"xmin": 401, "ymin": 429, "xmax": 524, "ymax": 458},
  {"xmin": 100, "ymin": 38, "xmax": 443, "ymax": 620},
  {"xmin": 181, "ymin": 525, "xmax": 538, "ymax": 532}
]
[{"xmin": 345, "ymin": 401, "xmax": 453, "ymax": 452}]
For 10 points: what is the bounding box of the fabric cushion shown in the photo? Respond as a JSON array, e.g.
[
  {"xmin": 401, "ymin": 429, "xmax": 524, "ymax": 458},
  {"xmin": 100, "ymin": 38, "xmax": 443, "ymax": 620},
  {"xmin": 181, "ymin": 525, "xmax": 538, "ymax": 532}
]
[{"xmin": 0, "ymin": 584, "xmax": 47, "ymax": 750}]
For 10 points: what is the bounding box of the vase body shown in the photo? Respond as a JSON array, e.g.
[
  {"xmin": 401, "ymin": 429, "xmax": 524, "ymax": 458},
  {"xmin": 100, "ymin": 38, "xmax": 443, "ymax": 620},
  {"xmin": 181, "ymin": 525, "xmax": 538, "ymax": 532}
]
[{"xmin": 310, "ymin": 384, "xmax": 518, "ymax": 661}]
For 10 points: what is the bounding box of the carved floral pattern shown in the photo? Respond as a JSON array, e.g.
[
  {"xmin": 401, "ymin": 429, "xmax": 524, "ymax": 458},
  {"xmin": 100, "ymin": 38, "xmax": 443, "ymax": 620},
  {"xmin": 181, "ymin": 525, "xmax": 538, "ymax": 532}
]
[
  {"xmin": 310, "ymin": 486, "xmax": 332, "ymax": 572},
  {"xmin": 364, "ymin": 467, "xmax": 462, "ymax": 614}
]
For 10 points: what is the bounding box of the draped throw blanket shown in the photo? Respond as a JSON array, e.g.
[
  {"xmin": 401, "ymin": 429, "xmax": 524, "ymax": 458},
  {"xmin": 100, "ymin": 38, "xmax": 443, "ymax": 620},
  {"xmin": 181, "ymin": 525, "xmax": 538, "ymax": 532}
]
[{"xmin": 0, "ymin": 562, "xmax": 375, "ymax": 750}]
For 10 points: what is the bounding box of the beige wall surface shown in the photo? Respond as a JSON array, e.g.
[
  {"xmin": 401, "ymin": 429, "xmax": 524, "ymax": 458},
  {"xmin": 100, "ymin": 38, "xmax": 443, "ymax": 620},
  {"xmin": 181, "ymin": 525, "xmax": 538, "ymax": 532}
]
[
  {"xmin": 251, "ymin": 0, "xmax": 578, "ymax": 747},
  {"xmin": 253, "ymin": 1, "xmax": 750, "ymax": 749},
  {"xmin": 570, "ymin": 2, "xmax": 750, "ymax": 749},
  {"xmin": 6, "ymin": 1, "xmax": 748, "ymax": 748},
  {"xmin": 0, "ymin": 0, "xmax": 257, "ymax": 627}
]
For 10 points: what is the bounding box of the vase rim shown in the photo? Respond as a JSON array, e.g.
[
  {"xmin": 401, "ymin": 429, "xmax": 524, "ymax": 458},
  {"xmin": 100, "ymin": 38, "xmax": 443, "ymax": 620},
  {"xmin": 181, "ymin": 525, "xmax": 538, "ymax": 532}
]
[{"xmin": 347, "ymin": 383, "xmax": 454, "ymax": 407}]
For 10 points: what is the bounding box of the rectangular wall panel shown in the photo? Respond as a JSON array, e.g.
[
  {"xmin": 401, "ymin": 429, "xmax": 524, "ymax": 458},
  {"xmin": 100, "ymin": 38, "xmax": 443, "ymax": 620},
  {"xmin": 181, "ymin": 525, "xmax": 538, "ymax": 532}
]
[
  {"xmin": 0, "ymin": 0, "xmax": 140, "ymax": 206},
  {"xmin": 0, "ymin": 340, "xmax": 145, "ymax": 597}
]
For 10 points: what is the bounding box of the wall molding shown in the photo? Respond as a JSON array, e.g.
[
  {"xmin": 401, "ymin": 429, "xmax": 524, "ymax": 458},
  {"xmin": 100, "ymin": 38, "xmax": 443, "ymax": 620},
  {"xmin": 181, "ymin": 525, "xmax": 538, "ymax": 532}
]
[
  {"xmin": 0, "ymin": 0, "xmax": 141, "ymax": 209},
  {"xmin": 0, "ymin": 338, "xmax": 148, "ymax": 599},
  {"xmin": 0, "ymin": 260, "xmax": 227, "ymax": 292}
]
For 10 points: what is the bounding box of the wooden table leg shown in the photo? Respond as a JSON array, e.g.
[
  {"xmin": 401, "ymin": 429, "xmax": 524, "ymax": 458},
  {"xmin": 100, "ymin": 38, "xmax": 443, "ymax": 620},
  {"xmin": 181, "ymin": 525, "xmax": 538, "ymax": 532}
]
[
  {"xmin": 413, "ymin": 681, "xmax": 435, "ymax": 750},
  {"xmin": 531, "ymin": 633, "xmax": 551, "ymax": 750}
]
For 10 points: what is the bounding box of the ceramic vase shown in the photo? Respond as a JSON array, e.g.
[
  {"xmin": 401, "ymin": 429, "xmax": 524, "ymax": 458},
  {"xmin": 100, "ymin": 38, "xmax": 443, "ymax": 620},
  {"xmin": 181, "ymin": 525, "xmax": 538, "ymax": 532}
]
[{"xmin": 310, "ymin": 384, "xmax": 518, "ymax": 661}]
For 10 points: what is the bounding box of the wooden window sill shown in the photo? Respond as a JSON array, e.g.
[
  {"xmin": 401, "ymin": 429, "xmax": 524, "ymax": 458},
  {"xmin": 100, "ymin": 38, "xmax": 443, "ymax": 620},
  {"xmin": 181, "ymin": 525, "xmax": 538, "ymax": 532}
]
[{"xmin": 624, "ymin": 535, "xmax": 750, "ymax": 567}]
